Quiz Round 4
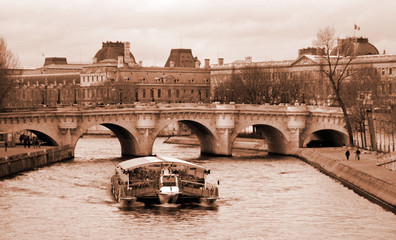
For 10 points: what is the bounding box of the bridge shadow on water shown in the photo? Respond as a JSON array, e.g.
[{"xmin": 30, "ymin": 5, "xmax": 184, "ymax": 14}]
[{"xmin": 117, "ymin": 201, "xmax": 219, "ymax": 214}]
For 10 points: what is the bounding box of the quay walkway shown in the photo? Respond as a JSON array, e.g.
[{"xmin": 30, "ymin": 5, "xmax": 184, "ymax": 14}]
[
  {"xmin": 296, "ymin": 147, "xmax": 396, "ymax": 213},
  {"xmin": 313, "ymin": 148, "xmax": 396, "ymax": 186},
  {"xmin": 0, "ymin": 145, "xmax": 56, "ymax": 159}
]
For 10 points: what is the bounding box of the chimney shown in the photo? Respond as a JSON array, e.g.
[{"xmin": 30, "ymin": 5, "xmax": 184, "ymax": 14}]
[
  {"xmin": 117, "ymin": 56, "xmax": 124, "ymax": 68},
  {"xmin": 170, "ymin": 61, "xmax": 175, "ymax": 68},
  {"xmin": 139, "ymin": 60, "xmax": 143, "ymax": 66},
  {"xmin": 204, "ymin": 59, "xmax": 210, "ymax": 68},
  {"xmin": 124, "ymin": 42, "xmax": 133, "ymax": 63},
  {"xmin": 245, "ymin": 56, "xmax": 252, "ymax": 64},
  {"xmin": 218, "ymin": 58, "xmax": 224, "ymax": 66},
  {"xmin": 92, "ymin": 57, "xmax": 97, "ymax": 63},
  {"xmin": 195, "ymin": 61, "xmax": 200, "ymax": 68}
]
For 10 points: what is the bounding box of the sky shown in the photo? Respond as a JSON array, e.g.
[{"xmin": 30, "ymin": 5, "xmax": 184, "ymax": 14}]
[{"xmin": 1, "ymin": 0, "xmax": 396, "ymax": 68}]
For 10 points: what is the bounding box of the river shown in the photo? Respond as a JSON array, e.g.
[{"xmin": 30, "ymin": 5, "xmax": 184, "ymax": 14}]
[{"xmin": 0, "ymin": 136, "xmax": 395, "ymax": 239}]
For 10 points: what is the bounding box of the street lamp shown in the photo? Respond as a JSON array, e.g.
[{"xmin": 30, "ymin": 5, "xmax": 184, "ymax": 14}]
[
  {"xmin": 57, "ymin": 88, "xmax": 61, "ymax": 104},
  {"xmin": 231, "ymin": 89, "xmax": 234, "ymax": 102},
  {"xmin": 44, "ymin": 86, "xmax": 47, "ymax": 106},
  {"xmin": 112, "ymin": 88, "xmax": 115, "ymax": 105},
  {"xmin": 74, "ymin": 89, "xmax": 77, "ymax": 104}
]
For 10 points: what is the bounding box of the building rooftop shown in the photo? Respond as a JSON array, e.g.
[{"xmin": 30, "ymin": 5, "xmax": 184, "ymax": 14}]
[
  {"xmin": 94, "ymin": 41, "xmax": 136, "ymax": 63},
  {"xmin": 331, "ymin": 37, "xmax": 379, "ymax": 56}
]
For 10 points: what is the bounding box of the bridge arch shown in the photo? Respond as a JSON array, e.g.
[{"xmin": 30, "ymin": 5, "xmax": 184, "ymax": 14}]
[
  {"xmin": 303, "ymin": 129, "xmax": 348, "ymax": 147},
  {"xmin": 153, "ymin": 119, "xmax": 217, "ymax": 155},
  {"xmin": 0, "ymin": 126, "xmax": 59, "ymax": 146},
  {"xmin": 233, "ymin": 122, "xmax": 291, "ymax": 154},
  {"xmin": 73, "ymin": 123, "xmax": 140, "ymax": 157},
  {"xmin": 25, "ymin": 129, "xmax": 58, "ymax": 146}
]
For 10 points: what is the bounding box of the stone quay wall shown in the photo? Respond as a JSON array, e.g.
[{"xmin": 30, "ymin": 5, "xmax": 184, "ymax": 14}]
[
  {"xmin": 0, "ymin": 146, "xmax": 73, "ymax": 178},
  {"xmin": 294, "ymin": 149, "xmax": 396, "ymax": 213}
]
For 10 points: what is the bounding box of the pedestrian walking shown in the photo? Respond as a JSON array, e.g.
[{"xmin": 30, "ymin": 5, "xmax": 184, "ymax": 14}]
[
  {"xmin": 345, "ymin": 150, "xmax": 350, "ymax": 160},
  {"xmin": 355, "ymin": 149, "xmax": 361, "ymax": 160},
  {"xmin": 19, "ymin": 134, "xmax": 24, "ymax": 145}
]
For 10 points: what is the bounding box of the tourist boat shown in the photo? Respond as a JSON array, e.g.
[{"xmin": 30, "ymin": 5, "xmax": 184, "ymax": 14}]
[{"xmin": 110, "ymin": 156, "xmax": 219, "ymax": 205}]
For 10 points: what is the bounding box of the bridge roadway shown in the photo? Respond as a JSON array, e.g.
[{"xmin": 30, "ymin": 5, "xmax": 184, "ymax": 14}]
[{"xmin": 0, "ymin": 103, "xmax": 347, "ymax": 157}]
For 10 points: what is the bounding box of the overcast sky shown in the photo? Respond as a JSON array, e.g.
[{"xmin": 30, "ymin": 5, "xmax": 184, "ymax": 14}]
[{"xmin": 1, "ymin": 0, "xmax": 396, "ymax": 68}]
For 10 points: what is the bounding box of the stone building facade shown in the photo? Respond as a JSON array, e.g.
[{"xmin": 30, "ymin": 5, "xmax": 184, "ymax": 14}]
[
  {"xmin": 210, "ymin": 37, "xmax": 396, "ymax": 106},
  {"xmin": 3, "ymin": 41, "xmax": 211, "ymax": 109},
  {"xmin": 2, "ymin": 37, "xmax": 396, "ymax": 109}
]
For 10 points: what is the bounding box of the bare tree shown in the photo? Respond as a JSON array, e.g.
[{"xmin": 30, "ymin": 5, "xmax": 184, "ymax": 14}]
[
  {"xmin": 343, "ymin": 66, "xmax": 380, "ymax": 148},
  {"xmin": 314, "ymin": 26, "xmax": 356, "ymax": 146},
  {"xmin": 0, "ymin": 36, "xmax": 20, "ymax": 109}
]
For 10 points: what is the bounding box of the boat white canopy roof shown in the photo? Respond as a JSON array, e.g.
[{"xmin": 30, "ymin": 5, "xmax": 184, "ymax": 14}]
[{"xmin": 117, "ymin": 156, "xmax": 206, "ymax": 171}]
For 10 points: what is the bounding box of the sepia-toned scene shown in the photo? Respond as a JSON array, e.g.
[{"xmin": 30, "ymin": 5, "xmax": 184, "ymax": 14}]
[{"xmin": 1, "ymin": 0, "xmax": 395, "ymax": 239}]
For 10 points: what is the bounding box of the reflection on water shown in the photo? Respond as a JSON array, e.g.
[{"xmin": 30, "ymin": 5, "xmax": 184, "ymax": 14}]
[{"xmin": 0, "ymin": 137, "xmax": 395, "ymax": 239}]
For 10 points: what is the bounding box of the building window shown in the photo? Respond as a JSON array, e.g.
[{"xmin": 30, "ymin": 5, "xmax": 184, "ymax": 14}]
[
  {"xmin": 143, "ymin": 89, "xmax": 146, "ymax": 98},
  {"xmin": 176, "ymin": 89, "xmax": 180, "ymax": 98},
  {"xmin": 168, "ymin": 89, "xmax": 171, "ymax": 97},
  {"xmin": 382, "ymin": 68, "xmax": 385, "ymax": 75},
  {"xmin": 390, "ymin": 68, "xmax": 393, "ymax": 75},
  {"xmin": 158, "ymin": 89, "xmax": 161, "ymax": 98}
]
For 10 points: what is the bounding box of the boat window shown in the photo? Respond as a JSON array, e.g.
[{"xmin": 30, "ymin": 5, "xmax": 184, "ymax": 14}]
[{"xmin": 162, "ymin": 176, "xmax": 177, "ymax": 186}]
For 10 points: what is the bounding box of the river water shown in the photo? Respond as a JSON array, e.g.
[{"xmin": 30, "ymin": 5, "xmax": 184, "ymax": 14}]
[{"xmin": 0, "ymin": 137, "xmax": 395, "ymax": 239}]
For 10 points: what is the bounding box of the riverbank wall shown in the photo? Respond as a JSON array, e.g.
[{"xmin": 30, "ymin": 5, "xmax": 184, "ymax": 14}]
[
  {"xmin": 0, "ymin": 145, "xmax": 73, "ymax": 178},
  {"xmin": 294, "ymin": 148, "xmax": 396, "ymax": 213}
]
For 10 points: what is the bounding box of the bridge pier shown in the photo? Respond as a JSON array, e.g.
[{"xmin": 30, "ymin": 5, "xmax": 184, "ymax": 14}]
[
  {"xmin": 131, "ymin": 128, "xmax": 154, "ymax": 157},
  {"xmin": 206, "ymin": 110, "xmax": 235, "ymax": 156},
  {"xmin": 201, "ymin": 128, "xmax": 233, "ymax": 156}
]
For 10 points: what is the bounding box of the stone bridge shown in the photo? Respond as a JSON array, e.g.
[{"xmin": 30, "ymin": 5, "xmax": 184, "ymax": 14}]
[{"xmin": 0, "ymin": 103, "xmax": 348, "ymax": 157}]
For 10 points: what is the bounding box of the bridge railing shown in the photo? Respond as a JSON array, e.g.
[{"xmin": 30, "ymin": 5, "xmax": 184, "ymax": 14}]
[
  {"xmin": 377, "ymin": 152, "xmax": 396, "ymax": 171},
  {"xmin": 1, "ymin": 102, "xmax": 344, "ymax": 115}
]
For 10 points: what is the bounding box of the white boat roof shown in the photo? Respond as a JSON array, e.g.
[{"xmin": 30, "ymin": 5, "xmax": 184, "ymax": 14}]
[{"xmin": 117, "ymin": 156, "xmax": 206, "ymax": 171}]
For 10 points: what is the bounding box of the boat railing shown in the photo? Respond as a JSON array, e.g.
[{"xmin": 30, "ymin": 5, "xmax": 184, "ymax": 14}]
[{"xmin": 180, "ymin": 180, "xmax": 218, "ymax": 198}]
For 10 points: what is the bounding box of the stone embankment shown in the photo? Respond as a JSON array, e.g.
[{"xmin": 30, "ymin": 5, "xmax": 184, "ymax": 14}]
[
  {"xmin": 0, "ymin": 145, "xmax": 73, "ymax": 178},
  {"xmin": 294, "ymin": 148, "xmax": 396, "ymax": 213}
]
